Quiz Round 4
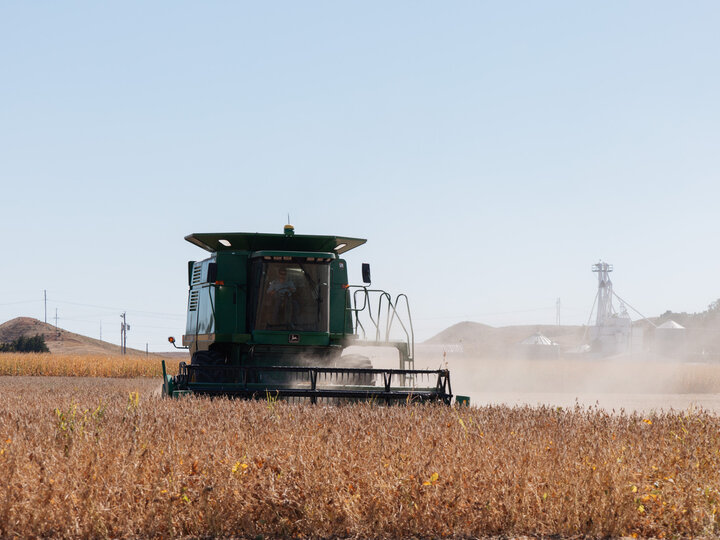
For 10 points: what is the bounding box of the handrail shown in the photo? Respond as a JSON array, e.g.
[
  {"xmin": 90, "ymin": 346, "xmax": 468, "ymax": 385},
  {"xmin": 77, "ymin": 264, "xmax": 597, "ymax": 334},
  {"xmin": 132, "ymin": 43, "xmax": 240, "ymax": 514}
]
[
  {"xmin": 348, "ymin": 286, "xmax": 414, "ymax": 349},
  {"xmin": 374, "ymin": 291, "xmax": 393, "ymax": 342},
  {"xmin": 388, "ymin": 293, "xmax": 414, "ymax": 361},
  {"xmin": 346, "ymin": 285, "xmax": 415, "ymax": 383}
]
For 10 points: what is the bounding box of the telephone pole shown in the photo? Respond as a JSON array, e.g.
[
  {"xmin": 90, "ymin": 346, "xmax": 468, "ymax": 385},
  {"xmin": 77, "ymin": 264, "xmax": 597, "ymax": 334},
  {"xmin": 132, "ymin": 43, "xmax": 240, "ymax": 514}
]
[
  {"xmin": 120, "ymin": 312, "xmax": 130, "ymax": 354},
  {"xmin": 556, "ymin": 297, "xmax": 561, "ymax": 326}
]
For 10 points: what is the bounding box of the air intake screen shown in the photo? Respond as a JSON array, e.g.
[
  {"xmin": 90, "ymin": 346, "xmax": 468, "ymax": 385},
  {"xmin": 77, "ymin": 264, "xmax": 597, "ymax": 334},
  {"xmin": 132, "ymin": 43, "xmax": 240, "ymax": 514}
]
[
  {"xmin": 191, "ymin": 264, "xmax": 203, "ymax": 286},
  {"xmin": 188, "ymin": 290, "xmax": 199, "ymax": 311}
]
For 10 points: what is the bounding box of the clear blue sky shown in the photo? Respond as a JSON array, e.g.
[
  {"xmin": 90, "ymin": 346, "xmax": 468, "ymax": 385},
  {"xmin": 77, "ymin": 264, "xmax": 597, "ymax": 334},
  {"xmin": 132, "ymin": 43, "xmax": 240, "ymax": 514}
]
[{"xmin": 1, "ymin": 2, "xmax": 718, "ymax": 351}]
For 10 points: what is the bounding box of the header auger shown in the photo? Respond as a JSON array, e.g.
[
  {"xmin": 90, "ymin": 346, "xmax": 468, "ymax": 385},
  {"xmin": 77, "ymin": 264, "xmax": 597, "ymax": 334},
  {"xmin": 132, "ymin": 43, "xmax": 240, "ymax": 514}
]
[{"xmin": 162, "ymin": 225, "xmax": 454, "ymax": 404}]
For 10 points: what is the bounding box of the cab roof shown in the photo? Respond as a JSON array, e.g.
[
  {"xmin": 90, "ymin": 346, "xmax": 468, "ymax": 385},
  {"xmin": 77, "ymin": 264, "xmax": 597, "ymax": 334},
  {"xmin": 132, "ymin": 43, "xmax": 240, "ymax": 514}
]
[{"xmin": 185, "ymin": 231, "xmax": 366, "ymax": 255}]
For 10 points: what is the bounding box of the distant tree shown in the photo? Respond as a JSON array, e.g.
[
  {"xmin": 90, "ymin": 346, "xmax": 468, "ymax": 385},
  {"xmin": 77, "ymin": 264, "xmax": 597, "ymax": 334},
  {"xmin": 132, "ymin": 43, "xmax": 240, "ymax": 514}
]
[
  {"xmin": 0, "ymin": 334, "xmax": 49, "ymax": 353},
  {"xmin": 654, "ymin": 299, "xmax": 720, "ymax": 328}
]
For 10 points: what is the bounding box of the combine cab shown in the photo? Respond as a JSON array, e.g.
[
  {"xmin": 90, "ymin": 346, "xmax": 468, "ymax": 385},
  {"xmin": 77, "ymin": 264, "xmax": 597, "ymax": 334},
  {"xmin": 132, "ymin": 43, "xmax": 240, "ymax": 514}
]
[{"xmin": 162, "ymin": 225, "xmax": 453, "ymax": 404}]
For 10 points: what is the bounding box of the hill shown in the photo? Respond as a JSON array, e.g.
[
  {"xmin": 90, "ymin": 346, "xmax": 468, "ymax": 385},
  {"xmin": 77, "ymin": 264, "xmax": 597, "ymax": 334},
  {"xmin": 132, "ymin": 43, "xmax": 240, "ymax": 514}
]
[
  {"xmin": 426, "ymin": 314, "xmax": 720, "ymax": 360},
  {"xmin": 425, "ymin": 321, "xmax": 586, "ymax": 358},
  {"xmin": 0, "ymin": 317, "xmax": 157, "ymax": 356}
]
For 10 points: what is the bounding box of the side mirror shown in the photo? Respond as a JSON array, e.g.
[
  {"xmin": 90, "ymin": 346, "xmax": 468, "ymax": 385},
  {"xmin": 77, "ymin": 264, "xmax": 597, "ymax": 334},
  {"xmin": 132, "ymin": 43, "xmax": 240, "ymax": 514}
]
[
  {"xmin": 361, "ymin": 263, "xmax": 371, "ymax": 285},
  {"xmin": 207, "ymin": 262, "xmax": 218, "ymax": 283}
]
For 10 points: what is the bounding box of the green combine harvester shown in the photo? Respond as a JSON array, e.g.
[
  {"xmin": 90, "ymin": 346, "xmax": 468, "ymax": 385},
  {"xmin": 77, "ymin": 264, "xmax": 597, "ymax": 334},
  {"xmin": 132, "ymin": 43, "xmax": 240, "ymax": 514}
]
[{"xmin": 162, "ymin": 225, "xmax": 453, "ymax": 404}]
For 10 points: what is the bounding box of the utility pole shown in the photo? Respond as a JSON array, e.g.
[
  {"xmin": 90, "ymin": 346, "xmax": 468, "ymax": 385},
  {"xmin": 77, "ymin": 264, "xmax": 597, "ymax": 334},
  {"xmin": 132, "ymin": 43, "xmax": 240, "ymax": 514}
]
[
  {"xmin": 556, "ymin": 297, "xmax": 561, "ymax": 326},
  {"xmin": 44, "ymin": 290, "xmax": 47, "ymax": 323},
  {"xmin": 54, "ymin": 309, "xmax": 58, "ymax": 329},
  {"xmin": 100, "ymin": 320, "xmax": 102, "ymax": 341},
  {"xmin": 120, "ymin": 312, "xmax": 130, "ymax": 354}
]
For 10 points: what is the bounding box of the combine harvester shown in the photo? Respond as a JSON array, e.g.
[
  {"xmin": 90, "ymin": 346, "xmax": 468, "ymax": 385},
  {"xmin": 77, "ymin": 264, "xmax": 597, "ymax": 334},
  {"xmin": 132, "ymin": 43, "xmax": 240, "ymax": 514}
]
[{"xmin": 162, "ymin": 225, "xmax": 455, "ymax": 404}]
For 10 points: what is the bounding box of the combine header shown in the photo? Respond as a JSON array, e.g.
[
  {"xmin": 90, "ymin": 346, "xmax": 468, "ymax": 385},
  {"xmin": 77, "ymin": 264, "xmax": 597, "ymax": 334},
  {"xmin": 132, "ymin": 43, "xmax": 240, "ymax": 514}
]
[{"xmin": 162, "ymin": 225, "xmax": 453, "ymax": 404}]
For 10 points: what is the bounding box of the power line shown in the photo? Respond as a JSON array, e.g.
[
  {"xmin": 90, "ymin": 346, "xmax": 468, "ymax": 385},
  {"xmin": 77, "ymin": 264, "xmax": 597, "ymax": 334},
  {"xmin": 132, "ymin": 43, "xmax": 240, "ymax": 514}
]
[
  {"xmin": 128, "ymin": 323, "xmax": 186, "ymax": 331},
  {"xmin": 0, "ymin": 300, "xmax": 42, "ymax": 307},
  {"xmin": 0, "ymin": 297, "xmax": 184, "ymax": 319},
  {"xmin": 415, "ymin": 306, "xmax": 557, "ymax": 321},
  {"xmin": 51, "ymin": 299, "xmax": 185, "ymax": 318}
]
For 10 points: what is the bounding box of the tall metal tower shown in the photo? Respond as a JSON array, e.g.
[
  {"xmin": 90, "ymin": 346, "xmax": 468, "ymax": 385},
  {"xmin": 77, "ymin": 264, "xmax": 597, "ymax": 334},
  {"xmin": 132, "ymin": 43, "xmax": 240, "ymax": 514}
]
[{"xmin": 592, "ymin": 261, "xmax": 614, "ymax": 326}]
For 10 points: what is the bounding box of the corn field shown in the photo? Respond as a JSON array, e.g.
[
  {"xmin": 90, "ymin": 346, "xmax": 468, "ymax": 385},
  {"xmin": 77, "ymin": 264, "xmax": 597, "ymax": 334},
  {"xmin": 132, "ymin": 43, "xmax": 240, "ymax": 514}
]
[
  {"xmin": 0, "ymin": 376, "xmax": 718, "ymax": 538},
  {"xmin": 0, "ymin": 353, "xmax": 181, "ymax": 378}
]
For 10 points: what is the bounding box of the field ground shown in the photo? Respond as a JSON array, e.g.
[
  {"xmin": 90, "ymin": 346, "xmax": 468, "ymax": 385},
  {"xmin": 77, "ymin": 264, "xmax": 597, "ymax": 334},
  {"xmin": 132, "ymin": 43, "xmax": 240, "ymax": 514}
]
[
  {"xmin": 0, "ymin": 375, "xmax": 719, "ymax": 538},
  {"xmin": 471, "ymin": 391, "xmax": 720, "ymax": 414}
]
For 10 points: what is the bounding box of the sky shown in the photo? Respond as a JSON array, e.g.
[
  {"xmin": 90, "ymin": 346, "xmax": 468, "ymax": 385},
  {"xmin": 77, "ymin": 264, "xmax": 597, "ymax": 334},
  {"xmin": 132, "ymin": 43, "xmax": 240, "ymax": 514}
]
[{"xmin": 1, "ymin": 2, "xmax": 719, "ymax": 352}]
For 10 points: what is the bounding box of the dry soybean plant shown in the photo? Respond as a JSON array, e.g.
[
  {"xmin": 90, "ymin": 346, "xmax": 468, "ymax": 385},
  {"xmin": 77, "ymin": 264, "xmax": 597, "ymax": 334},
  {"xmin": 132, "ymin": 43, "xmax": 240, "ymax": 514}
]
[{"xmin": 0, "ymin": 378, "xmax": 718, "ymax": 538}]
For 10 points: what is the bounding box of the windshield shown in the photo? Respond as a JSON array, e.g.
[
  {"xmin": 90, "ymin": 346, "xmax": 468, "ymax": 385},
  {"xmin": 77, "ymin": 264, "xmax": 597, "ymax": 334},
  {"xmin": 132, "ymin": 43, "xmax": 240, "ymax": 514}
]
[{"xmin": 251, "ymin": 260, "xmax": 330, "ymax": 332}]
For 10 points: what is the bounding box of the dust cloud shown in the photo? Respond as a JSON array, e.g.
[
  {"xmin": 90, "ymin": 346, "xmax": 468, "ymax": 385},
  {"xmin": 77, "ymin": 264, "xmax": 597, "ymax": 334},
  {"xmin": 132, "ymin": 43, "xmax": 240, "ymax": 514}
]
[
  {"xmin": 337, "ymin": 340, "xmax": 720, "ymax": 413},
  {"xmin": 438, "ymin": 353, "xmax": 720, "ymax": 414},
  {"xmin": 406, "ymin": 313, "xmax": 720, "ymax": 413}
]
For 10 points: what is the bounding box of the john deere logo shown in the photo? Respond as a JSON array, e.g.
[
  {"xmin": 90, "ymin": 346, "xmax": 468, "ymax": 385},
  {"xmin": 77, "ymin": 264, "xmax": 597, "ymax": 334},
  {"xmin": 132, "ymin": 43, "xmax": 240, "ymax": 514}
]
[{"xmin": 289, "ymin": 334, "xmax": 299, "ymax": 343}]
